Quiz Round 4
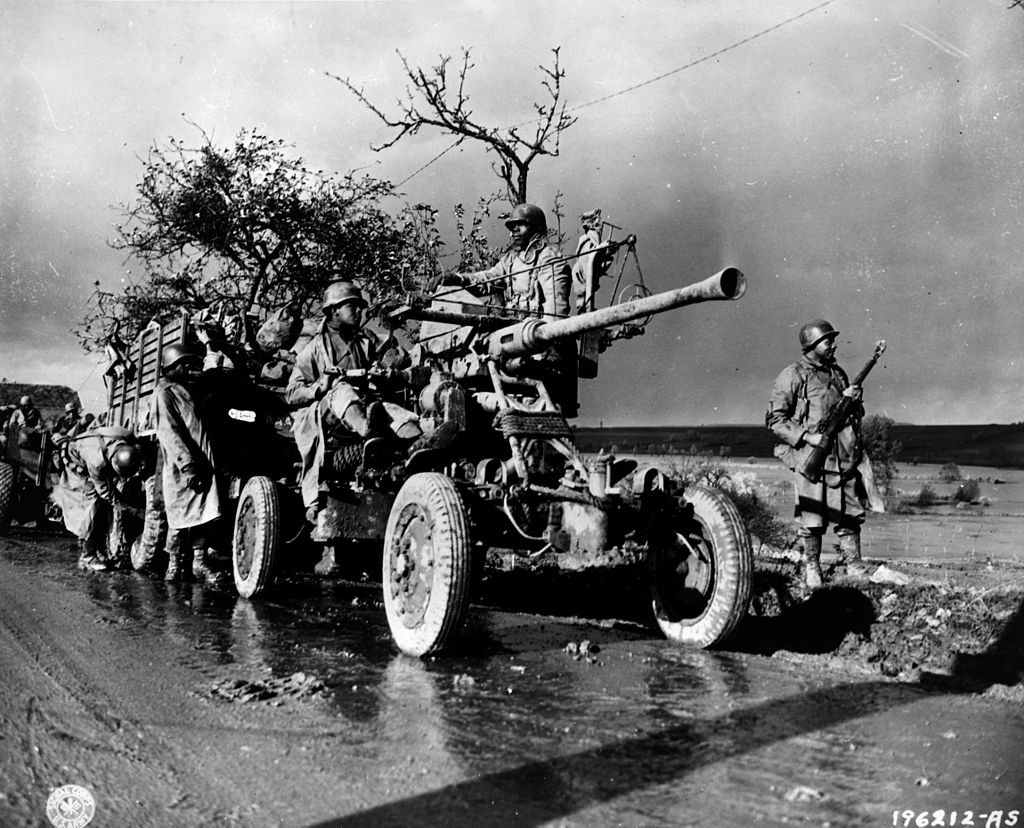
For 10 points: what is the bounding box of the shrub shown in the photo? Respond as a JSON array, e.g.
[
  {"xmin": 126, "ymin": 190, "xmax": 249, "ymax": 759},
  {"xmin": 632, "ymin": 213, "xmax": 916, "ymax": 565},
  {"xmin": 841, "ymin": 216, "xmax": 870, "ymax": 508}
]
[
  {"xmin": 952, "ymin": 478, "xmax": 981, "ymax": 504},
  {"xmin": 670, "ymin": 450, "xmax": 792, "ymax": 549},
  {"xmin": 889, "ymin": 498, "xmax": 916, "ymax": 515},
  {"xmin": 939, "ymin": 462, "xmax": 962, "ymax": 482},
  {"xmin": 914, "ymin": 483, "xmax": 938, "ymax": 507},
  {"xmin": 860, "ymin": 413, "xmax": 901, "ymax": 495}
]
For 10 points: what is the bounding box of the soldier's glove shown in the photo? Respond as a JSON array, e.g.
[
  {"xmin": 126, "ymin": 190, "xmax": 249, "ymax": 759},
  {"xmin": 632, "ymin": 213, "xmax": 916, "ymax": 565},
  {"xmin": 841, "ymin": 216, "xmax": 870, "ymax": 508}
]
[
  {"xmin": 182, "ymin": 470, "xmax": 208, "ymax": 493},
  {"xmin": 441, "ymin": 272, "xmax": 467, "ymax": 287}
]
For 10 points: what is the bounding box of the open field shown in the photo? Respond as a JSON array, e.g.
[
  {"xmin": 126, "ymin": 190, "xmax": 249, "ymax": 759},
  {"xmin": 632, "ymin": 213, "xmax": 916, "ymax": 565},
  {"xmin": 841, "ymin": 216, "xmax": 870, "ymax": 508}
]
[
  {"xmin": 576, "ymin": 423, "xmax": 1024, "ymax": 469},
  {"xmin": 621, "ymin": 455, "xmax": 1024, "ymax": 567}
]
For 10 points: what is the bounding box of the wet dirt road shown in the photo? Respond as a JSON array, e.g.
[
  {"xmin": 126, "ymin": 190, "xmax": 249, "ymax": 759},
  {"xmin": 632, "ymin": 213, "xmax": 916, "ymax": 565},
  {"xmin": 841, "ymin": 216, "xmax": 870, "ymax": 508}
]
[{"xmin": 1, "ymin": 527, "xmax": 1022, "ymax": 827}]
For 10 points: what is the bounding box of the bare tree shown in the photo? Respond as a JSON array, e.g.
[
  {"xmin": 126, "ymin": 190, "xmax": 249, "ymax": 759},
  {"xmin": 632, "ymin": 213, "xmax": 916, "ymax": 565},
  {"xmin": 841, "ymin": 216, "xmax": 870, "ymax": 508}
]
[{"xmin": 332, "ymin": 48, "xmax": 577, "ymax": 204}]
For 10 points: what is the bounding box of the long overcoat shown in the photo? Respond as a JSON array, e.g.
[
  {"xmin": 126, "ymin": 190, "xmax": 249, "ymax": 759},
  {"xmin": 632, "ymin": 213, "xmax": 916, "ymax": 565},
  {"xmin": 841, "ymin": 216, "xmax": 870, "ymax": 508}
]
[
  {"xmin": 286, "ymin": 323, "xmax": 381, "ymax": 508},
  {"xmin": 56, "ymin": 433, "xmax": 120, "ymax": 538},
  {"xmin": 153, "ymin": 378, "xmax": 221, "ymax": 530}
]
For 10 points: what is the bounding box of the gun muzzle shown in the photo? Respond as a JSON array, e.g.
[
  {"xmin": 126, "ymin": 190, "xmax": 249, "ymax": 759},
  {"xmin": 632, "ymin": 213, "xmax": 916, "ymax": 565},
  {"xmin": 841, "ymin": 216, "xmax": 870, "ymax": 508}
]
[{"xmin": 488, "ymin": 267, "xmax": 746, "ymax": 359}]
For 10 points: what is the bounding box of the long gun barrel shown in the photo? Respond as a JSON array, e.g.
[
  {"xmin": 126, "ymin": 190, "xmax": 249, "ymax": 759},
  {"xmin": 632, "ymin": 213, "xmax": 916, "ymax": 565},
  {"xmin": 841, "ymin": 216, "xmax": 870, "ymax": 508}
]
[
  {"xmin": 488, "ymin": 267, "xmax": 746, "ymax": 359},
  {"xmin": 799, "ymin": 340, "xmax": 888, "ymax": 483}
]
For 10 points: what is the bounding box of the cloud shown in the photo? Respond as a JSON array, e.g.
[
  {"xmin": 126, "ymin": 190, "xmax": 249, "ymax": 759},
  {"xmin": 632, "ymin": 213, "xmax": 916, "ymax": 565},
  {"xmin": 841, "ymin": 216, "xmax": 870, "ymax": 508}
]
[{"xmin": 2, "ymin": 0, "xmax": 1022, "ymax": 425}]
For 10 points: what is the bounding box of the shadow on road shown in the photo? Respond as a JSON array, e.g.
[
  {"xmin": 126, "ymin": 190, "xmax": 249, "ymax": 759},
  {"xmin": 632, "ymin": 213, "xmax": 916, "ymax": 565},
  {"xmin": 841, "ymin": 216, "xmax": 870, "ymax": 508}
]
[
  {"xmin": 309, "ymin": 584, "xmax": 1024, "ymax": 827},
  {"xmin": 307, "ymin": 678, "xmax": 942, "ymax": 828}
]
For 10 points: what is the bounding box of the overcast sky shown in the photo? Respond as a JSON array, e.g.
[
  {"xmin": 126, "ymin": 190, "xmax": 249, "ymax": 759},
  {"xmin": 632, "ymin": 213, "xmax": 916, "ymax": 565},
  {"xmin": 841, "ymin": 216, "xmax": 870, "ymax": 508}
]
[{"xmin": 2, "ymin": 0, "xmax": 1022, "ymax": 426}]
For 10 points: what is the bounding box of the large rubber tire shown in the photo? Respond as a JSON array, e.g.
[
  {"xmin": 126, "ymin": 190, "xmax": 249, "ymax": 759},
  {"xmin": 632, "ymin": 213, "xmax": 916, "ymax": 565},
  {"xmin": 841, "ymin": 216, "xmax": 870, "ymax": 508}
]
[
  {"xmin": 232, "ymin": 476, "xmax": 280, "ymax": 598},
  {"xmin": 383, "ymin": 473, "xmax": 471, "ymax": 657},
  {"xmin": 131, "ymin": 476, "xmax": 167, "ymax": 573},
  {"xmin": 649, "ymin": 484, "xmax": 753, "ymax": 648},
  {"xmin": 0, "ymin": 461, "xmax": 13, "ymax": 536}
]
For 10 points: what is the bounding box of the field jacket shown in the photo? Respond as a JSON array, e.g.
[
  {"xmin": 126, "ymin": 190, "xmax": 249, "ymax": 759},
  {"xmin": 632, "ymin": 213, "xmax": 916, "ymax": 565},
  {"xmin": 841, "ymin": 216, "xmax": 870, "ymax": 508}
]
[
  {"xmin": 766, "ymin": 355, "xmax": 863, "ymax": 484},
  {"xmin": 465, "ymin": 237, "xmax": 571, "ymax": 319},
  {"xmin": 286, "ymin": 323, "xmax": 382, "ymax": 508}
]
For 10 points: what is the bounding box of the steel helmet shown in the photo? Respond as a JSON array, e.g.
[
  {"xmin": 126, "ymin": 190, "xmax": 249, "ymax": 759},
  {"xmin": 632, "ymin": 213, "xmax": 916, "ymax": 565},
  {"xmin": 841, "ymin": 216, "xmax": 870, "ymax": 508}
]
[
  {"xmin": 799, "ymin": 319, "xmax": 840, "ymax": 351},
  {"xmin": 504, "ymin": 203, "xmax": 547, "ymax": 235},
  {"xmin": 19, "ymin": 395, "xmax": 32, "ymax": 407},
  {"xmin": 321, "ymin": 281, "xmax": 367, "ymax": 312},
  {"xmin": 161, "ymin": 342, "xmax": 203, "ymax": 370},
  {"xmin": 110, "ymin": 442, "xmax": 142, "ymax": 478}
]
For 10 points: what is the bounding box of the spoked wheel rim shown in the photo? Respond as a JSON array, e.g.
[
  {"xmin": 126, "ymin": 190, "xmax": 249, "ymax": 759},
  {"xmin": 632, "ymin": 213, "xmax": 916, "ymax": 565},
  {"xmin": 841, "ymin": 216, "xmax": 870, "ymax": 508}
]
[
  {"xmin": 656, "ymin": 521, "xmax": 717, "ymax": 622},
  {"xmin": 382, "ymin": 473, "xmax": 471, "ymax": 657},
  {"xmin": 649, "ymin": 485, "xmax": 753, "ymax": 649},
  {"xmin": 387, "ymin": 503, "xmax": 437, "ymax": 629},
  {"xmin": 231, "ymin": 476, "xmax": 280, "ymax": 599},
  {"xmin": 234, "ymin": 493, "xmax": 258, "ymax": 581}
]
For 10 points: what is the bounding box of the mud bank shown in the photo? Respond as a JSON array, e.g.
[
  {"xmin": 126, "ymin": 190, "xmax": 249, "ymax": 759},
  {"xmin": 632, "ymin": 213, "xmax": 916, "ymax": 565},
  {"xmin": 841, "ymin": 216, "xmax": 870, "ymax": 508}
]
[{"xmin": 474, "ymin": 550, "xmax": 1024, "ymax": 702}]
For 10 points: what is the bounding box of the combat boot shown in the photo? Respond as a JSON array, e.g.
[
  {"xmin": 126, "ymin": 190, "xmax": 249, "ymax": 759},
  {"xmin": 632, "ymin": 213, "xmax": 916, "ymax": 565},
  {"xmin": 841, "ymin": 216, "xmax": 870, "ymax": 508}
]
[
  {"xmin": 341, "ymin": 401, "xmax": 391, "ymax": 439},
  {"xmin": 76, "ymin": 538, "xmax": 109, "ymax": 572},
  {"xmin": 192, "ymin": 546, "xmax": 216, "ymax": 583},
  {"xmin": 801, "ymin": 534, "xmax": 824, "ymax": 589},
  {"xmin": 838, "ymin": 533, "xmax": 867, "ymax": 577},
  {"xmin": 314, "ymin": 544, "xmax": 343, "ymax": 577},
  {"xmin": 164, "ymin": 529, "xmax": 195, "ymax": 583}
]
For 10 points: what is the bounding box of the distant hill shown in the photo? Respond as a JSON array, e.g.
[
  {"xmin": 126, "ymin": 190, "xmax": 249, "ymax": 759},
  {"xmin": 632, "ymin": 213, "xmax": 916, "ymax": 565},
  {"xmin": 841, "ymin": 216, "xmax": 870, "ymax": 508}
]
[
  {"xmin": 0, "ymin": 383, "xmax": 82, "ymax": 425},
  {"xmin": 573, "ymin": 424, "xmax": 1024, "ymax": 469}
]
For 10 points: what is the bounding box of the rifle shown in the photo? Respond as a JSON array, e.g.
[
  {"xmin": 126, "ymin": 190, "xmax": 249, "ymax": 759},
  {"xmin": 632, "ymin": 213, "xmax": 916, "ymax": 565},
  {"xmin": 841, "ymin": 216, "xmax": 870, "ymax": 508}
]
[{"xmin": 800, "ymin": 340, "xmax": 887, "ymax": 483}]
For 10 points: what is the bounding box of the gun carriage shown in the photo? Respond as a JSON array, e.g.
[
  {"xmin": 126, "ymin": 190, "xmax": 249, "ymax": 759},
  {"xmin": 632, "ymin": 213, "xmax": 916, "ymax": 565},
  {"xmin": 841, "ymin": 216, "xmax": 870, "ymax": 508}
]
[{"xmin": 106, "ymin": 229, "xmax": 755, "ymax": 658}]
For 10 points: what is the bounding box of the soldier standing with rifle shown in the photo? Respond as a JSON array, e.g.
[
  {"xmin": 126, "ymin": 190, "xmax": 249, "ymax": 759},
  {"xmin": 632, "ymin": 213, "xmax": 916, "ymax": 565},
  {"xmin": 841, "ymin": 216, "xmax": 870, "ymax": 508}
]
[{"xmin": 767, "ymin": 320, "xmax": 886, "ymax": 588}]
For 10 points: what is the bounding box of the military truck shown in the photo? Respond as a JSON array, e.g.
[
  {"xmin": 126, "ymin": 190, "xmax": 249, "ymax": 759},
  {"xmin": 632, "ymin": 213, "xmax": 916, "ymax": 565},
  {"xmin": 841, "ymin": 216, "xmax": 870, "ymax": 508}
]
[
  {"xmin": 0, "ymin": 420, "xmax": 56, "ymax": 534},
  {"xmin": 104, "ymin": 312, "xmax": 296, "ymax": 573}
]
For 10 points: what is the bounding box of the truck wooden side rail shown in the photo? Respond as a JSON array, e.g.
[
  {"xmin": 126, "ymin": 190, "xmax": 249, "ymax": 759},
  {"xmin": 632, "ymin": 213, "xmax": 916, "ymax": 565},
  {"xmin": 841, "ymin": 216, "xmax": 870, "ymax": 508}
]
[{"xmin": 106, "ymin": 312, "xmax": 191, "ymax": 435}]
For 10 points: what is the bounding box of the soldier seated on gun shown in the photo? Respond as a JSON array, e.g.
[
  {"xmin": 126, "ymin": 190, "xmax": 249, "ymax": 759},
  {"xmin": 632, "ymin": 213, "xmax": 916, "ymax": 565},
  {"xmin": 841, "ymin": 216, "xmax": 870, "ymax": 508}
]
[
  {"xmin": 55, "ymin": 427, "xmax": 144, "ymax": 572},
  {"xmin": 444, "ymin": 203, "xmax": 577, "ymax": 413},
  {"xmin": 286, "ymin": 280, "xmax": 454, "ymax": 527},
  {"xmin": 445, "ymin": 203, "xmax": 571, "ymax": 319}
]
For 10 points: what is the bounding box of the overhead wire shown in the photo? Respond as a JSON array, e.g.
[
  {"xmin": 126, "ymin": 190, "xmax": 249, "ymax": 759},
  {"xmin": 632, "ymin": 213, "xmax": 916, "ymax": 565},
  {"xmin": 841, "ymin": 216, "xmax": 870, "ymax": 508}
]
[{"xmin": 393, "ymin": 0, "xmax": 841, "ymax": 187}]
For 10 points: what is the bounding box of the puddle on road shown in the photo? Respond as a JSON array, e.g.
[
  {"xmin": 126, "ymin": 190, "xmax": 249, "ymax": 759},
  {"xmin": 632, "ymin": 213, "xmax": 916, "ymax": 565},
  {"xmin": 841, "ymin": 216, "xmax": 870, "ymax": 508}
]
[{"xmin": 5, "ymin": 529, "xmax": 1024, "ymax": 825}]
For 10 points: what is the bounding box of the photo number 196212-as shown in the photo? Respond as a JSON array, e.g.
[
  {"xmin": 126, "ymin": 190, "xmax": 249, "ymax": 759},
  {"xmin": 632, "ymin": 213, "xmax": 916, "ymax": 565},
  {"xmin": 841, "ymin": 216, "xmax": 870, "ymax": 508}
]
[{"xmin": 892, "ymin": 811, "xmax": 1020, "ymax": 828}]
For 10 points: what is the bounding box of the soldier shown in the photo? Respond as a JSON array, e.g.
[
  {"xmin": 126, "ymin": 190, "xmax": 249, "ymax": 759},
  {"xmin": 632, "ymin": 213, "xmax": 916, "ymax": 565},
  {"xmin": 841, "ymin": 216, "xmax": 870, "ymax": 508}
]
[
  {"xmin": 10, "ymin": 395, "xmax": 44, "ymax": 439},
  {"xmin": 767, "ymin": 319, "xmax": 867, "ymax": 588},
  {"xmin": 0, "ymin": 404, "xmax": 16, "ymax": 431},
  {"xmin": 154, "ymin": 343, "xmax": 222, "ymax": 582},
  {"xmin": 286, "ymin": 281, "xmax": 432, "ymax": 526},
  {"xmin": 54, "ymin": 401, "xmax": 81, "ymax": 437},
  {"xmin": 447, "ymin": 204, "xmax": 577, "ymax": 413},
  {"xmin": 55, "ymin": 427, "xmax": 143, "ymax": 571},
  {"xmin": 448, "ymin": 203, "xmax": 571, "ymax": 319},
  {"xmin": 196, "ymin": 321, "xmax": 247, "ymax": 374}
]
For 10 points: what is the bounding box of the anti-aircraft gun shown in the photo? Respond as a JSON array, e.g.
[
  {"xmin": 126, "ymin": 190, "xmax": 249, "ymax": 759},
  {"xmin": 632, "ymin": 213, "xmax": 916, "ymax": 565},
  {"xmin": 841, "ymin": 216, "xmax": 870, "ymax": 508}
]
[{"xmin": 235, "ymin": 261, "xmax": 755, "ymax": 658}]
